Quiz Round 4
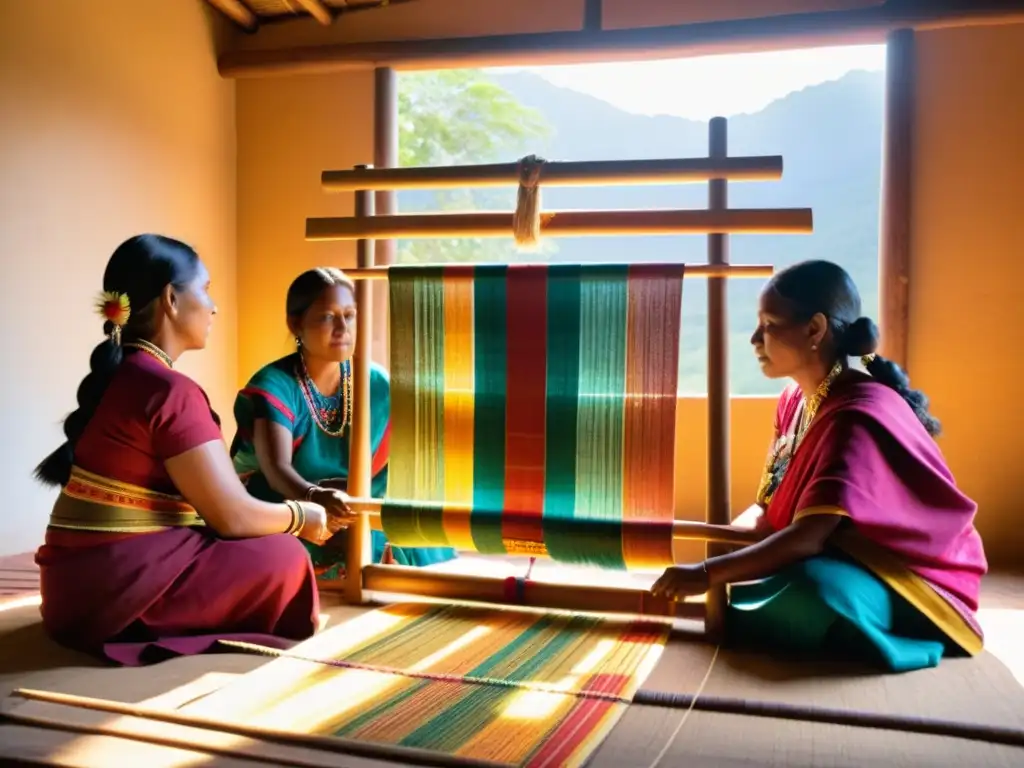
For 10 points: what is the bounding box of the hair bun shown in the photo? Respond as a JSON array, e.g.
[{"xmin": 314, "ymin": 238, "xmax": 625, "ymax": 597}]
[{"xmin": 841, "ymin": 316, "xmax": 879, "ymax": 357}]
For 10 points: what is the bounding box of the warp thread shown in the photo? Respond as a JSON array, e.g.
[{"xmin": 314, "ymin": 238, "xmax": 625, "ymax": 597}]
[{"xmin": 512, "ymin": 154, "xmax": 546, "ymax": 250}]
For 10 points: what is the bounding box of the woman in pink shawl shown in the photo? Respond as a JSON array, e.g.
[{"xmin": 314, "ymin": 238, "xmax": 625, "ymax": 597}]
[{"xmin": 652, "ymin": 260, "xmax": 987, "ymax": 672}]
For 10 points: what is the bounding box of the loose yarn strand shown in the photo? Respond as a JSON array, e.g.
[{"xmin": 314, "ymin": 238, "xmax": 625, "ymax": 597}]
[{"xmin": 647, "ymin": 643, "xmax": 720, "ymax": 768}]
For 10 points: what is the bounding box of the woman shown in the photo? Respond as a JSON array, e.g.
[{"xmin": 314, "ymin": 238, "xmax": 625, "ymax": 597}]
[
  {"xmin": 34, "ymin": 235, "xmax": 344, "ymax": 667},
  {"xmin": 651, "ymin": 260, "xmax": 987, "ymax": 673},
  {"xmin": 230, "ymin": 267, "xmax": 456, "ymax": 580}
]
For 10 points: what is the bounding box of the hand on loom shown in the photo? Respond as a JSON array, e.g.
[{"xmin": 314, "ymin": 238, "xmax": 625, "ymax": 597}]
[
  {"xmin": 650, "ymin": 564, "xmax": 711, "ymax": 600},
  {"xmin": 307, "ymin": 487, "xmax": 358, "ymax": 533}
]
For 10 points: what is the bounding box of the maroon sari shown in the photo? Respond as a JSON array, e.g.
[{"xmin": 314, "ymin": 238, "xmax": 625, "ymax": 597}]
[{"xmin": 35, "ymin": 352, "xmax": 319, "ymax": 666}]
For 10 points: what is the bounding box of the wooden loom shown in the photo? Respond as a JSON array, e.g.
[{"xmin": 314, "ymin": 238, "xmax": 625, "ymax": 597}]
[{"xmin": 306, "ymin": 117, "xmax": 812, "ymax": 641}]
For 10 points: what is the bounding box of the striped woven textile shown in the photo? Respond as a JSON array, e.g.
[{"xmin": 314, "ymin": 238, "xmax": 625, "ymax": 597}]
[
  {"xmin": 191, "ymin": 602, "xmax": 670, "ymax": 767},
  {"xmin": 384, "ymin": 263, "xmax": 685, "ymax": 569}
]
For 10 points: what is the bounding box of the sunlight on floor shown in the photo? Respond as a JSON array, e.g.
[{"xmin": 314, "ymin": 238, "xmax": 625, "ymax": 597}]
[
  {"xmin": 46, "ymin": 672, "xmax": 248, "ymax": 768},
  {"xmin": 0, "ymin": 594, "xmax": 41, "ymax": 614},
  {"xmin": 978, "ymin": 607, "xmax": 1024, "ymax": 687}
]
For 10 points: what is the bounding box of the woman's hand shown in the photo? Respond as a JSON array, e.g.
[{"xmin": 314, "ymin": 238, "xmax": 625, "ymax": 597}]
[
  {"xmin": 296, "ymin": 501, "xmax": 334, "ymax": 545},
  {"xmin": 308, "ymin": 487, "xmax": 359, "ymax": 535},
  {"xmin": 650, "ymin": 564, "xmax": 710, "ymax": 600}
]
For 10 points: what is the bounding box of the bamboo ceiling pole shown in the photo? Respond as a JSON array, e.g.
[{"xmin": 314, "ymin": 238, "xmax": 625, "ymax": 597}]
[
  {"xmin": 322, "ymin": 156, "xmax": 784, "ymax": 191},
  {"xmin": 361, "ymin": 564, "xmax": 706, "ymax": 620},
  {"xmin": 337, "ymin": 263, "xmax": 774, "ymax": 280},
  {"xmin": 307, "ymin": 208, "xmax": 813, "ymax": 241}
]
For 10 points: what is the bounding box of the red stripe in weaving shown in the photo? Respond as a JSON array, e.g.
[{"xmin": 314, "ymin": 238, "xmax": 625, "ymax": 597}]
[
  {"xmin": 502, "ymin": 265, "xmax": 548, "ymax": 548},
  {"xmin": 525, "ymin": 670, "xmax": 632, "ymax": 767}
]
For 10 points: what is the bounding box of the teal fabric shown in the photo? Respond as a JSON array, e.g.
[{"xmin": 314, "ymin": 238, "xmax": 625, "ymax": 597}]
[
  {"xmin": 725, "ymin": 554, "xmax": 957, "ymax": 673},
  {"xmin": 231, "ymin": 354, "xmax": 457, "ymax": 575}
]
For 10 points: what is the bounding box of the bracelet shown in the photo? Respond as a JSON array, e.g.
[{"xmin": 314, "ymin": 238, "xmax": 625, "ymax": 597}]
[
  {"xmin": 284, "ymin": 500, "xmax": 305, "ymax": 536},
  {"xmin": 304, "ymin": 485, "xmax": 320, "ymax": 501}
]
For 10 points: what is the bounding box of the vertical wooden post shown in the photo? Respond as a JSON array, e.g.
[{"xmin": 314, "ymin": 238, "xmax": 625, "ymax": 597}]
[
  {"xmin": 373, "ymin": 67, "xmax": 398, "ymax": 368},
  {"xmin": 346, "ymin": 170, "xmax": 375, "ymax": 605},
  {"xmin": 879, "ymin": 28, "xmax": 915, "ymax": 370},
  {"xmin": 704, "ymin": 117, "xmax": 731, "ymax": 642}
]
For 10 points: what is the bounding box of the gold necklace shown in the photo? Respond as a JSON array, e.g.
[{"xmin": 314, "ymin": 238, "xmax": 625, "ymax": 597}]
[
  {"xmin": 124, "ymin": 339, "xmax": 173, "ymax": 369},
  {"xmin": 755, "ymin": 361, "xmax": 844, "ymax": 506}
]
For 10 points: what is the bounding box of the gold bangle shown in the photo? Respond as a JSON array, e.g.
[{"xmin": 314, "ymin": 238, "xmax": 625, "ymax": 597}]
[
  {"xmin": 284, "ymin": 500, "xmax": 301, "ymax": 536},
  {"xmin": 293, "ymin": 501, "xmax": 306, "ymax": 537},
  {"xmin": 304, "ymin": 485, "xmax": 320, "ymax": 501}
]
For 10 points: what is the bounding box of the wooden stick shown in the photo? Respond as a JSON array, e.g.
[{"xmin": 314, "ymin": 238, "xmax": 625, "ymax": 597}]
[
  {"xmin": 345, "ymin": 179, "xmax": 374, "ymax": 605},
  {"xmin": 217, "ymin": 3, "xmax": 1024, "ymax": 78},
  {"xmin": 372, "ymin": 67, "xmax": 398, "ymax": 366},
  {"xmin": 338, "ymin": 263, "xmax": 773, "ymax": 280},
  {"xmin": 322, "ymin": 156, "xmax": 783, "ymax": 191},
  {"xmin": 204, "ymin": 0, "xmax": 258, "ymax": 32},
  {"xmin": 307, "ymin": 208, "xmax": 813, "ymax": 241},
  {"xmin": 360, "ymin": 564, "xmax": 705, "ymax": 620},
  {"xmin": 7, "ymin": 689, "xmax": 501, "ymax": 768},
  {"xmin": 704, "ymin": 117, "xmax": 731, "ymax": 644},
  {"xmin": 878, "ymin": 29, "xmax": 915, "ymax": 370},
  {"xmin": 293, "ymin": 0, "xmax": 332, "ymax": 25},
  {"xmin": 347, "ymin": 498, "xmax": 760, "ymax": 546}
]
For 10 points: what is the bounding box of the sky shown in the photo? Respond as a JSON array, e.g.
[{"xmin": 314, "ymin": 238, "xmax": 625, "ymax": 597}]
[{"xmin": 489, "ymin": 44, "xmax": 886, "ymax": 120}]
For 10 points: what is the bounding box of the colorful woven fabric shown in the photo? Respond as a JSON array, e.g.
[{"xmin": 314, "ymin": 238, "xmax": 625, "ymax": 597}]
[
  {"xmin": 384, "ymin": 264, "xmax": 685, "ymax": 569},
  {"xmin": 189, "ymin": 602, "xmax": 670, "ymax": 767}
]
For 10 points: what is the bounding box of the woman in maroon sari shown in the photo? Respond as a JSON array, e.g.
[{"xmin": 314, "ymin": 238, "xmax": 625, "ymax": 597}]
[
  {"xmin": 652, "ymin": 260, "xmax": 987, "ymax": 672},
  {"xmin": 34, "ymin": 234, "xmax": 351, "ymax": 666}
]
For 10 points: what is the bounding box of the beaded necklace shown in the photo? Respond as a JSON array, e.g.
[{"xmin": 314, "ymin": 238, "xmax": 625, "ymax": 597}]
[
  {"xmin": 295, "ymin": 354, "xmax": 352, "ymax": 437},
  {"xmin": 123, "ymin": 339, "xmax": 173, "ymax": 369},
  {"xmin": 755, "ymin": 360, "xmax": 844, "ymax": 507}
]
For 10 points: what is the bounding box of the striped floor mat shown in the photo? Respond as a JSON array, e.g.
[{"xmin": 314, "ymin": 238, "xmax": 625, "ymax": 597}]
[{"xmin": 185, "ymin": 602, "xmax": 670, "ymax": 767}]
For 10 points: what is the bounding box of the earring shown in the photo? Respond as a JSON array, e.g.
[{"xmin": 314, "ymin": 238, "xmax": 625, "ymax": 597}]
[
  {"xmin": 295, "ymin": 337, "xmax": 302, "ymax": 349},
  {"xmin": 811, "ymin": 344, "xmax": 818, "ymax": 351}
]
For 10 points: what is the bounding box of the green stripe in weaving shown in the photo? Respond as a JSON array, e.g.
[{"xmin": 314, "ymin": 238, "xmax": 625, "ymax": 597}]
[
  {"xmin": 542, "ymin": 265, "xmax": 582, "ymax": 563},
  {"xmin": 470, "ymin": 264, "xmax": 508, "ymax": 555},
  {"xmin": 333, "ymin": 610, "xmax": 555, "ymax": 739},
  {"xmin": 573, "ymin": 265, "xmax": 629, "ymax": 569},
  {"xmin": 397, "ymin": 614, "xmax": 600, "ymax": 751},
  {"xmin": 414, "ymin": 269, "xmax": 446, "ymax": 512},
  {"xmin": 379, "ymin": 501, "xmax": 449, "ymax": 548},
  {"xmin": 382, "ymin": 267, "xmax": 449, "ymax": 547}
]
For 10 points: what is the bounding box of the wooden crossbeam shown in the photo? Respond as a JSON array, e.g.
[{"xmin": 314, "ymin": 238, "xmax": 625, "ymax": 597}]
[{"xmin": 204, "ymin": 0, "xmax": 258, "ymax": 32}]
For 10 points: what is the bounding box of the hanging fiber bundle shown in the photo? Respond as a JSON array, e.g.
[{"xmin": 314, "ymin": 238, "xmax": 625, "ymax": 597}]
[{"xmin": 511, "ymin": 155, "xmax": 547, "ymax": 251}]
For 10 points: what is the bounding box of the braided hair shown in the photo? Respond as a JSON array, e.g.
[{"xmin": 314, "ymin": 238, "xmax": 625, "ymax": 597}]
[{"xmin": 34, "ymin": 235, "xmax": 202, "ymax": 486}]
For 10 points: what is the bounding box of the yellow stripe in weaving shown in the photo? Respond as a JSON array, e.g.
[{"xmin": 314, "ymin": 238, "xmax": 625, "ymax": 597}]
[
  {"xmin": 442, "ymin": 270, "xmax": 476, "ymax": 550},
  {"xmin": 388, "ymin": 272, "xmax": 417, "ymax": 502}
]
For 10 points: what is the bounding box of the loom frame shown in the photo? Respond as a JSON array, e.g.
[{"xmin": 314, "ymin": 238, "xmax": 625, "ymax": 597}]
[{"xmin": 307, "ymin": 118, "xmax": 809, "ymax": 640}]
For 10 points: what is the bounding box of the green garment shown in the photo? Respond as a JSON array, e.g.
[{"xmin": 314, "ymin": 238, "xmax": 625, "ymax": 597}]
[
  {"xmin": 726, "ymin": 553, "xmax": 962, "ymax": 673},
  {"xmin": 230, "ymin": 353, "xmax": 457, "ymax": 577}
]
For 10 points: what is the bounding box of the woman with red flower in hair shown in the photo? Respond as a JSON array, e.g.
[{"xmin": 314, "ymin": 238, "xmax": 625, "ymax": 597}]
[{"xmin": 34, "ymin": 235, "xmax": 345, "ymax": 666}]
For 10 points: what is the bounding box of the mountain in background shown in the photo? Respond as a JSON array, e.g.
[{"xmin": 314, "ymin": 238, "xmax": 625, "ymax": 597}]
[{"xmin": 401, "ymin": 69, "xmax": 886, "ymax": 394}]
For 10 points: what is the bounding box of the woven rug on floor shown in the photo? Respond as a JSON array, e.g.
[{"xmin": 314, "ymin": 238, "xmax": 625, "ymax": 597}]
[{"xmin": 183, "ymin": 602, "xmax": 671, "ymax": 767}]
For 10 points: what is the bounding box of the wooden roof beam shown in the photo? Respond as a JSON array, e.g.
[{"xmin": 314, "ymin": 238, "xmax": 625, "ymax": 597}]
[
  {"xmin": 205, "ymin": 0, "xmax": 258, "ymax": 33},
  {"xmin": 218, "ymin": 0, "xmax": 1024, "ymax": 78},
  {"xmin": 294, "ymin": 0, "xmax": 334, "ymax": 25}
]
